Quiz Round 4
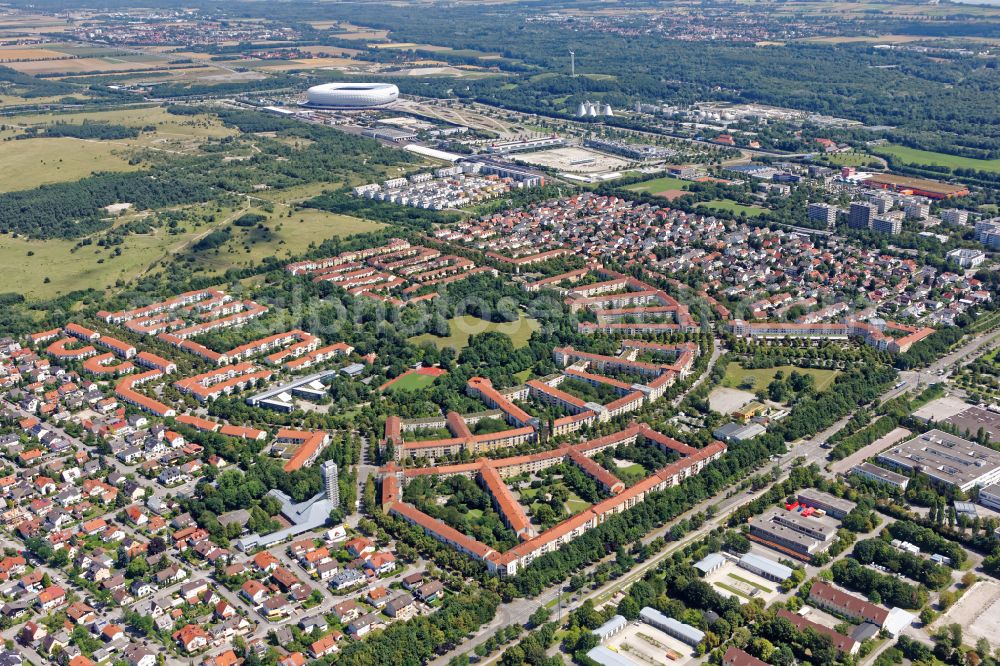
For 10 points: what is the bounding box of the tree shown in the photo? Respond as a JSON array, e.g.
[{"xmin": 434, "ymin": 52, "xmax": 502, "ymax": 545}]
[
  {"xmin": 750, "ymin": 638, "xmax": 775, "ymax": 662},
  {"xmin": 618, "ymin": 596, "xmax": 640, "ymax": 621},
  {"xmin": 528, "ymin": 606, "xmax": 550, "ymax": 628}
]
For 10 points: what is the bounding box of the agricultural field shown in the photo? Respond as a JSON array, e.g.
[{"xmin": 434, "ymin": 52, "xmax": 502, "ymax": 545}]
[
  {"xmin": 696, "ymin": 199, "xmax": 767, "ymax": 217},
  {"xmin": 721, "ymin": 362, "xmax": 841, "ymax": 393},
  {"xmin": 875, "ymin": 144, "xmax": 1000, "ymax": 174},
  {"xmin": 408, "ymin": 314, "xmax": 541, "ymax": 352}
]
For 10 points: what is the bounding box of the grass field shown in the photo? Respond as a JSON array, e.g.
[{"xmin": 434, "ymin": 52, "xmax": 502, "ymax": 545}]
[
  {"xmin": 875, "ymin": 144, "xmax": 1000, "ymax": 174},
  {"xmin": 408, "ymin": 314, "xmax": 541, "ymax": 351},
  {"xmin": 696, "ymin": 199, "xmax": 767, "ymax": 218},
  {"xmin": 0, "ymin": 223, "xmax": 206, "ymax": 299},
  {"xmin": 721, "ymin": 362, "xmax": 840, "ymax": 392},
  {"xmin": 625, "ymin": 176, "xmax": 691, "ymax": 194},
  {"xmin": 821, "ymin": 150, "xmax": 880, "ymax": 167},
  {"xmin": 0, "ymin": 136, "xmax": 136, "ymax": 192},
  {"xmin": 194, "ymin": 209, "xmax": 383, "ymax": 274}
]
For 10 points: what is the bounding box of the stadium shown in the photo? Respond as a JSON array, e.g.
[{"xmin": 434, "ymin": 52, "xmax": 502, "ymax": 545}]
[{"xmin": 302, "ymin": 82, "xmax": 399, "ymax": 108}]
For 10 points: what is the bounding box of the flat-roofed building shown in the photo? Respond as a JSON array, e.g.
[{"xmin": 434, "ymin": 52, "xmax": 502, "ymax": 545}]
[
  {"xmin": 587, "ymin": 645, "xmax": 641, "ymax": 666},
  {"xmin": 851, "ymin": 462, "xmax": 909, "ymax": 491},
  {"xmin": 877, "ymin": 429, "xmax": 1000, "ymax": 492},
  {"xmin": 694, "ymin": 553, "xmax": 726, "ymax": 576},
  {"xmin": 748, "ymin": 510, "xmax": 834, "ymax": 559},
  {"xmin": 978, "ymin": 483, "xmax": 1000, "ymax": 512},
  {"xmin": 796, "ymin": 489, "xmax": 855, "ymax": 519}
]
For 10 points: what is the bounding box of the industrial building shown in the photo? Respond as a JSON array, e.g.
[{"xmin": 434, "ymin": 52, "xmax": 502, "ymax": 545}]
[
  {"xmin": 877, "ymin": 429, "xmax": 1000, "ymax": 492},
  {"xmin": 851, "ymin": 462, "xmax": 909, "ymax": 491},
  {"xmin": 978, "ymin": 483, "xmax": 1000, "ymax": 512},
  {"xmin": 748, "ymin": 509, "xmax": 835, "ymax": 559},
  {"xmin": 796, "ymin": 489, "xmax": 855, "ymax": 519},
  {"xmin": 713, "ymin": 422, "xmax": 766, "ymax": 443}
]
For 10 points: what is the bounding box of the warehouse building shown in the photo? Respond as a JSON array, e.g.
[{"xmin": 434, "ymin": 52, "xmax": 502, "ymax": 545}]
[
  {"xmin": 639, "ymin": 607, "xmax": 705, "ymax": 647},
  {"xmin": 592, "ymin": 615, "xmax": 628, "ymax": 643},
  {"xmin": 738, "ymin": 552, "xmax": 792, "ymax": 582}
]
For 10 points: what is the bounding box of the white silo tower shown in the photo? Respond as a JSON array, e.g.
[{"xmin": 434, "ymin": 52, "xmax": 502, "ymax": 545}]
[
  {"xmin": 603, "ymin": 103, "xmax": 613, "ymax": 117},
  {"xmin": 577, "ymin": 101, "xmax": 588, "ymax": 117},
  {"xmin": 587, "ymin": 102, "xmax": 597, "ymax": 117}
]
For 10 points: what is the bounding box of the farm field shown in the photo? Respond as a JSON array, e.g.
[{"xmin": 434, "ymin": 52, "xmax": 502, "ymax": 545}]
[
  {"xmin": 408, "ymin": 314, "xmax": 541, "ymax": 351},
  {"xmin": 721, "ymin": 362, "xmax": 841, "ymax": 392},
  {"xmin": 875, "ymin": 144, "xmax": 1000, "ymax": 174},
  {"xmin": 696, "ymin": 199, "xmax": 767, "ymax": 217}
]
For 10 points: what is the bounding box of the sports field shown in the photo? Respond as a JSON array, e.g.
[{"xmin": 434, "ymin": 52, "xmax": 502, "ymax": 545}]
[
  {"xmin": 876, "ymin": 144, "xmax": 1000, "ymax": 174},
  {"xmin": 408, "ymin": 314, "xmax": 541, "ymax": 351},
  {"xmin": 721, "ymin": 362, "xmax": 840, "ymax": 392},
  {"xmin": 381, "ymin": 367, "xmax": 448, "ymax": 393},
  {"xmin": 625, "ymin": 176, "xmax": 691, "ymax": 194},
  {"xmin": 696, "ymin": 199, "xmax": 767, "ymax": 217}
]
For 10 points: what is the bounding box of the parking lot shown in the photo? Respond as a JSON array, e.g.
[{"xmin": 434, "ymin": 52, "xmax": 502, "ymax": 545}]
[
  {"xmin": 939, "ymin": 580, "xmax": 1000, "ymax": 646},
  {"xmin": 513, "ymin": 146, "xmax": 629, "ymax": 173}
]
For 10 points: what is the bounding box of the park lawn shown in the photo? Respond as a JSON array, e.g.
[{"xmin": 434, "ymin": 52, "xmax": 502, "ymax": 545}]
[
  {"xmin": 615, "ymin": 461, "xmax": 647, "ymax": 478},
  {"xmin": 626, "ymin": 176, "xmax": 691, "ymax": 194},
  {"xmin": 0, "ymin": 136, "xmax": 137, "ymax": 193},
  {"xmin": 696, "ymin": 199, "xmax": 767, "ymax": 218},
  {"xmin": 385, "ymin": 372, "xmax": 438, "ymax": 393},
  {"xmin": 721, "ymin": 362, "xmax": 840, "ymax": 392},
  {"xmin": 875, "ymin": 144, "xmax": 1000, "ymax": 174},
  {"xmin": 408, "ymin": 313, "xmax": 541, "ymax": 352},
  {"xmin": 514, "ymin": 368, "xmax": 534, "ymax": 383},
  {"xmin": 565, "ymin": 497, "xmax": 591, "ymax": 514}
]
